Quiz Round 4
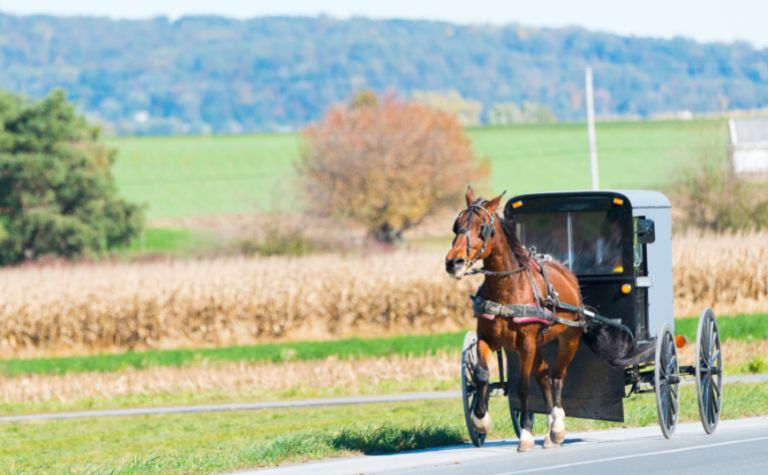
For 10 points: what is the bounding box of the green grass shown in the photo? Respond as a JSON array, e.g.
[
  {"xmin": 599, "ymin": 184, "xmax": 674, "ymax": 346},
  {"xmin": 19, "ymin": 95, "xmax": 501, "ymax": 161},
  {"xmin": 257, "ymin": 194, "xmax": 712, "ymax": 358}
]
[
  {"xmin": 1, "ymin": 382, "xmax": 766, "ymax": 474},
  {"xmin": 108, "ymin": 133, "xmax": 301, "ymax": 220},
  {"xmin": 675, "ymin": 313, "xmax": 768, "ymax": 343},
  {"xmin": 2, "ymin": 313, "xmax": 764, "ymax": 378},
  {"xmin": 124, "ymin": 227, "xmax": 215, "ymax": 254},
  {"xmin": 469, "ymin": 120, "xmax": 726, "ymax": 195},
  {"xmin": 0, "ymin": 333, "xmax": 463, "ymax": 378},
  {"xmin": 108, "ymin": 120, "xmax": 726, "ymax": 220}
]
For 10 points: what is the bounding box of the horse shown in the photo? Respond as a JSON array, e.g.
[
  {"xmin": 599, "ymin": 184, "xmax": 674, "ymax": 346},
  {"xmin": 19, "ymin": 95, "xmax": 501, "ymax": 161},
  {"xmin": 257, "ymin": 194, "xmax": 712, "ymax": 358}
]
[{"xmin": 445, "ymin": 187, "xmax": 649, "ymax": 452}]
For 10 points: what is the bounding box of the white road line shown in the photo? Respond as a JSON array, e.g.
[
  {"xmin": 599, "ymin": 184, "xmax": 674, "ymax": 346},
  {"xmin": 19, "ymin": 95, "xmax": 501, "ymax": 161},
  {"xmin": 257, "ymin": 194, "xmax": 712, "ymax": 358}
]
[{"xmin": 497, "ymin": 436, "xmax": 768, "ymax": 474}]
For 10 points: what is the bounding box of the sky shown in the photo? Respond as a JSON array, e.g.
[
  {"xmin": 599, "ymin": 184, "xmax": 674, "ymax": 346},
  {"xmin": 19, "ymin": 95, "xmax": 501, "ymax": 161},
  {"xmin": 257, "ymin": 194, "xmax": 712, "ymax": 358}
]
[{"xmin": 0, "ymin": 0, "xmax": 765, "ymax": 48}]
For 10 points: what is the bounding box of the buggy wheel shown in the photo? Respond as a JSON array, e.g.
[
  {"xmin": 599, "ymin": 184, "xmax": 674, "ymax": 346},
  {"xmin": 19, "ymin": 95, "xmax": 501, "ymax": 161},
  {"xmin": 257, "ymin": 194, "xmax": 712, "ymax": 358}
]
[
  {"xmin": 461, "ymin": 331, "xmax": 487, "ymax": 447},
  {"xmin": 655, "ymin": 323, "xmax": 680, "ymax": 439},
  {"xmin": 696, "ymin": 308, "xmax": 722, "ymax": 434},
  {"xmin": 504, "ymin": 349, "xmax": 534, "ymax": 439}
]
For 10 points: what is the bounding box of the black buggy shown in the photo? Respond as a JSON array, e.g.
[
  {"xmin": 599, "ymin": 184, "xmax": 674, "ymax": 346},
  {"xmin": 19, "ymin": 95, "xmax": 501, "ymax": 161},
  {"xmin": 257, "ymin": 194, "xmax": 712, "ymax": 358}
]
[{"xmin": 461, "ymin": 190, "xmax": 722, "ymax": 446}]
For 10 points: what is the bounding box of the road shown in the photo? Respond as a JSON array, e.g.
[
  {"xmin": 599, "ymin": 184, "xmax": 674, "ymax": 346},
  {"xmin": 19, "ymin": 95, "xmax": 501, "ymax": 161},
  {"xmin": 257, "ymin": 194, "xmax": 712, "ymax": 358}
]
[
  {"xmin": 3, "ymin": 373, "xmax": 766, "ymax": 423},
  {"xmin": 242, "ymin": 416, "xmax": 768, "ymax": 475}
]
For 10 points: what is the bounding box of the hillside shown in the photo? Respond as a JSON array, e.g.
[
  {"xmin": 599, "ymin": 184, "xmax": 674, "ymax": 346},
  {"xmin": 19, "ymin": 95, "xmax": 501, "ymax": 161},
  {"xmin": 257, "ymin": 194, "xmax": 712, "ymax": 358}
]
[{"xmin": 1, "ymin": 13, "xmax": 766, "ymax": 133}]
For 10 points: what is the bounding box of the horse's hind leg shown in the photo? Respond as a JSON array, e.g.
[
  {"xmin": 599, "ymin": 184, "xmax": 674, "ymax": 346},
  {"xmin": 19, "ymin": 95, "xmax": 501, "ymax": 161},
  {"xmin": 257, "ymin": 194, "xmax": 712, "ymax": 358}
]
[
  {"xmin": 532, "ymin": 350, "xmax": 557, "ymax": 449},
  {"xmin": 470, "ymin": 337, "xmax": 493, "ymax": 434},
  {"xmin": 516, "ymin": 336, "xmax": 537, "ymax": 452},
  {"xmin": 549, "ymin": 329, "xmax": 581, "ymax": 445}
]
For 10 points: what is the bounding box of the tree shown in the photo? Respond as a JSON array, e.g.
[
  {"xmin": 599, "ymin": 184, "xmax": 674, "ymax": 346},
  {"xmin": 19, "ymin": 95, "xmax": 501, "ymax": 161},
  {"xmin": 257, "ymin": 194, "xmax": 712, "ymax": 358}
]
[
  {"xmin": 412, "ymin": 90, "xmax": 483, "ymax": 126},
  {"xmin": 487, "ymin": 103, "xmax": 524, "ymax": 125},
  {"xmin": 298, "ymin": 92, "xmax": 487, "ymax": 244},
  {"xmin": 0, "ymin": 90, "xmax": 144, "ymax": 264}
]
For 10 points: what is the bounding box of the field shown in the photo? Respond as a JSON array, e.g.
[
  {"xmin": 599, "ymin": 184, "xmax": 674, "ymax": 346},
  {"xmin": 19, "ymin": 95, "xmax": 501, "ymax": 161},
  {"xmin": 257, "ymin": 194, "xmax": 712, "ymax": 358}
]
[
  {"xmin": 107, "ymin": 120, "xmax": 726, "ymax": 220},
  {"xmin": 1, "ymin": 314, "xmax": 766, "ymax": 417},
  {"xmin": 1, "ymin": 232, "xmax": 766, "ymax": 358},
  {"xmin": 3, "ymin": 118, "xmax": 759, "ymax": 475},
  {"xmin": 3, "ymin": 383, "xmax": 768, "ymax": 474}
]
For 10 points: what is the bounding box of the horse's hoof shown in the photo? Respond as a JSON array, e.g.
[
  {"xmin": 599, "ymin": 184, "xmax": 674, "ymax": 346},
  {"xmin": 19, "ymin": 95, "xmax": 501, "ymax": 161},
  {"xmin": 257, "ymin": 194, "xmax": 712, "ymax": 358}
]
[
  {"xmin": 517, "ymin": 429, "xmax": 535, "ymax": 452},
  {"xmin": 550, "ymin": 407, "xmax": 566, "ymax": 445},
  {"xmin": 470, "ymin": 412, "xmax": 491, "ymax": 434},
  {"xmin": 542, "ymin": 433, "xmax": 559, "ymax": 449}
]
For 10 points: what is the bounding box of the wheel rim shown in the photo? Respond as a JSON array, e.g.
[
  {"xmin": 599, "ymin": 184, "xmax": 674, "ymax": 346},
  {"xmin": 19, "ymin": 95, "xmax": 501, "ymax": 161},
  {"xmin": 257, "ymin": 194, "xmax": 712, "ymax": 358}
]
[
  {"xmin": 655, "ymin": 324, "xmax": 679, "ymax": 439},
  {"xmin": 696, "ymin": 308, "xmax": 722, "ymax": 434},
  {"xmin": 461, "ymin": 332, "xmax": 486, "ymax": 447}
]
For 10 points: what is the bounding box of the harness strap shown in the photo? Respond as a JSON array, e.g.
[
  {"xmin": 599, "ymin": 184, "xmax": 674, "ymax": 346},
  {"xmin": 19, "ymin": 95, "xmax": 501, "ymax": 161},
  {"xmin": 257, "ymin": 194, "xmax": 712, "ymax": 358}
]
[
  {"xmin": 459, "ymin": 202, "xmax": 497, "ymax": 272},
  {"xmin": 471, "ymin": 294, "xmax": 584, "ymax": 328}
]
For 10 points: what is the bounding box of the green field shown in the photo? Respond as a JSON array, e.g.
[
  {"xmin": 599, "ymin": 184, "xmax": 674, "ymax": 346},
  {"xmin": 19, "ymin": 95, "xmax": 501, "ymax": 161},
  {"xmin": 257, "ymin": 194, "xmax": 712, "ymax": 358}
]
[
  {"xmin": 108, "ymin": 133, "xmax": 301, "ymax": 219},
  {"xmin": 108, "ymin": 120, "xmax": 727, "ymax": 220}
]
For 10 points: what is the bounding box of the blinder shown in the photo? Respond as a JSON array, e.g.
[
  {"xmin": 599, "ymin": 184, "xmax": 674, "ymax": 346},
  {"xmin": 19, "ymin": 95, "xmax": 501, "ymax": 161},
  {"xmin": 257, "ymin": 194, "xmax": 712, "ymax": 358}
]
[{"xmin": 453, "ymin": 200, "xmax": 497, "ymax": 271}]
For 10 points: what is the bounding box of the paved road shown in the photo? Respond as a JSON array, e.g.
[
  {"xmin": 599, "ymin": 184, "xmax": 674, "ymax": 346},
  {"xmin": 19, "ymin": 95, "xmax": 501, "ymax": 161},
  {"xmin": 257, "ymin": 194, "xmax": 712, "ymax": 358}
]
[
  {"xmin": 3, "ymin": 374, "xmax": 767, "ymax": 423},
  {"xmin": 242, "ymin": 416, "xmax": 768, "ymax": 475}
]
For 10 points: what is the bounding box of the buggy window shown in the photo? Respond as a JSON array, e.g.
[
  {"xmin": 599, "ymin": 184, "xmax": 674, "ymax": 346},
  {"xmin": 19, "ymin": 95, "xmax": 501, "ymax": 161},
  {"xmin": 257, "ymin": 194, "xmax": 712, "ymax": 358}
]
[{"xmin": 515, "ymin": 210, "xmax": 624, "ymax": 275}]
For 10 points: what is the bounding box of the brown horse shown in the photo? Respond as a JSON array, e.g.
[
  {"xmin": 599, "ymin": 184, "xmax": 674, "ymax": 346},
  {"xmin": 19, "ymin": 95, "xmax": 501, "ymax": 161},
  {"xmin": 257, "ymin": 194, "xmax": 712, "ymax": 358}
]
[
  {"xmin": 446, "ymin": 187, "xmax": 654, "ymax": 451},
  {"xmin": 445, "ymin": 188, "xmax": 586, "ymax": 451}
]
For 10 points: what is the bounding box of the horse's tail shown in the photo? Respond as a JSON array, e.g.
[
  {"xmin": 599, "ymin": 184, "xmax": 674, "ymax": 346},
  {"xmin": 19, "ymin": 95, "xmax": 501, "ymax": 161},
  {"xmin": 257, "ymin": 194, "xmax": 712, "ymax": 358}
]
[{"xmin": 581, "ymin": 325, "xmax": 655, "ymax": 369}]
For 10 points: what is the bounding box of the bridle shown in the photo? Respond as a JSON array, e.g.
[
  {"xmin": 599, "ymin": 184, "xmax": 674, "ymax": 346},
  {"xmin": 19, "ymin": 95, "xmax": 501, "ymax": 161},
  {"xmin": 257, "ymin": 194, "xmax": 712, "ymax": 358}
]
[{"xmin": 453, "ymin": 201, "xmax": 528, "ymax": 277}]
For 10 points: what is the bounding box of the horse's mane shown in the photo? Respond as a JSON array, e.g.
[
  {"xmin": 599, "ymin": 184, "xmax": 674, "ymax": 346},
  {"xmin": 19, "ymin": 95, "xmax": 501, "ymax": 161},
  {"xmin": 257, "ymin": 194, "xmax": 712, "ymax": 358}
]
[{"xmin": 498, "ymin": 213, "xmax": 530, "ymax": 267}]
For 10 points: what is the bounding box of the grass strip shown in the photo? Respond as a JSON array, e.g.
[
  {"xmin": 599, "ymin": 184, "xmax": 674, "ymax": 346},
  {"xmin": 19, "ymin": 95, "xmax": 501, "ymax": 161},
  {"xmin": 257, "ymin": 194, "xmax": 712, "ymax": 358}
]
[
  {"xmin": 0, "ymin": 333, "xmax": 463, "ymax": 377},
  {"xmin": 2, "ymin": 381, "xmax": 765, "ymax": 475},
  {"xmin": 675, "ymin": 312, "xmax": 768, "ymax": 343},
  {"xmin": 2, "ymin": 313, "xmax": 765, "ymax": 378}
]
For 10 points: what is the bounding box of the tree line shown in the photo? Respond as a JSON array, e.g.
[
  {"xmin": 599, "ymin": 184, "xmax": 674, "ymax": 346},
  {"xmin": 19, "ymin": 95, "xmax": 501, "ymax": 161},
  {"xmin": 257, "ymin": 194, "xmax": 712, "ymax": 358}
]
[{"xmin": 1, "ymin": 13, "xmax": 768, "ymax": 134}]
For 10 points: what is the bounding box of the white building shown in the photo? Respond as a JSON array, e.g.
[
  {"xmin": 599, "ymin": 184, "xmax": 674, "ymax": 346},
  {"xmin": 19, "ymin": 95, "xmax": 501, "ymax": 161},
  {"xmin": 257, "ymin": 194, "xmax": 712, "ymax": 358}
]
[{"xmin": 729, "ymin": 118, "xmax": 768, "ymax": 174}]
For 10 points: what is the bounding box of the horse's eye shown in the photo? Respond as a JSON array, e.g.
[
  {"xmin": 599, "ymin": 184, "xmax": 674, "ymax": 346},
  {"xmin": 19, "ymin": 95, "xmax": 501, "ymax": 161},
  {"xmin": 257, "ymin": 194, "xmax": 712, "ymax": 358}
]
[{"xmin": 452, "ymin": 222, "xmax": 459, "ymax": 234}]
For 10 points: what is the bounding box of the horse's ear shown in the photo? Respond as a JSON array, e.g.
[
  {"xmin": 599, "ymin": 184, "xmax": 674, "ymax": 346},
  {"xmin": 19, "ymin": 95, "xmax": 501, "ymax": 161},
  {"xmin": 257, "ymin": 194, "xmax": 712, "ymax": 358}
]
[
  {"xmin": 465, "ymin": 186, "xmax": 476, "ymax": 206},
  {"xmin": 485, "ymin": 191, "xmax": 506, "ymax": 212}
]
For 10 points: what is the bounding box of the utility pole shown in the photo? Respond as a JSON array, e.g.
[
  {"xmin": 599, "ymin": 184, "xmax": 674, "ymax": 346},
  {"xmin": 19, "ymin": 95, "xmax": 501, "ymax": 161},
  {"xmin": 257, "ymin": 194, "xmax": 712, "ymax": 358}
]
[{"xmin": 585, "ymin": 66, "xmax": 600, "ymax": 190}]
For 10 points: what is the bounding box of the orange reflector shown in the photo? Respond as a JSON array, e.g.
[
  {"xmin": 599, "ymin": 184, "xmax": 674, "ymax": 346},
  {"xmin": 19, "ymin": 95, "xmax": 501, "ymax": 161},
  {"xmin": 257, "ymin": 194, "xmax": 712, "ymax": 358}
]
[
  {"xmin": 621, "ymin": 284, "xmax": 632, "ymax": 294},
  {"xmin": 675, "ymin": 335, "xmax": 687, "ymax": 349},
  {"xmin": 613, "ymin": 197, "xmax": 624, "ymax": 205},
  {"xmin": 613, "ymin": 265, "xmax": 624, "ymax": 273},
  {"xmin": 512, "ymin": 200, "xmax": 523, "ymax": 209}
]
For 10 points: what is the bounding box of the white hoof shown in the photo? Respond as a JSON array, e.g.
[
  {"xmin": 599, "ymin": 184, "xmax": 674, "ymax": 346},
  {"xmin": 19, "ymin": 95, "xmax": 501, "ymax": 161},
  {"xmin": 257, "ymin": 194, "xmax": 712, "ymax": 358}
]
[
  {"xmin": 550, "ymin": 407, "xmax": 566, "ymax": 445},
  {"xmin": 542, "ymin": 432, "xmax": 554, "ymax": 449},
  {"xmin": 518, "ymin": 429, "xmax": 535, "ymax": 452},
  {"xmin": 470, "ymin": 412, "xmax": 491, "ymax": 434}
]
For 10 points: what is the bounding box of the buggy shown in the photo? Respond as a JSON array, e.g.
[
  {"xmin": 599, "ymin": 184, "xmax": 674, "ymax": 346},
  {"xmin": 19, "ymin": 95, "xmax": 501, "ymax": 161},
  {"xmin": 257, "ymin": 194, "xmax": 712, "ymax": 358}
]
[{"xmin": 460, "ymin": 190, "xmax": 722, "ymax": 445}]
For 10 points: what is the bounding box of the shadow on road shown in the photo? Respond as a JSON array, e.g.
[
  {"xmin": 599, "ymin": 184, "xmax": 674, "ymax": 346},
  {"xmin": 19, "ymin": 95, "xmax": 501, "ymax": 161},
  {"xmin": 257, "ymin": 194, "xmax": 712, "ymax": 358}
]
[{"xmin": 331, "ymin": 425, "xmax": 464, "ymax": 455}]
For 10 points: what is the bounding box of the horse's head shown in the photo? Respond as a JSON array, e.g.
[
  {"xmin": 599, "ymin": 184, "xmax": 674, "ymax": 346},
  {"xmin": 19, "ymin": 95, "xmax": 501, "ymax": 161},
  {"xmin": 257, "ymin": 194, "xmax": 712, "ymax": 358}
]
[{"xmin": 445, "ymin": 187, "xmax": 505, "ymax": 279}]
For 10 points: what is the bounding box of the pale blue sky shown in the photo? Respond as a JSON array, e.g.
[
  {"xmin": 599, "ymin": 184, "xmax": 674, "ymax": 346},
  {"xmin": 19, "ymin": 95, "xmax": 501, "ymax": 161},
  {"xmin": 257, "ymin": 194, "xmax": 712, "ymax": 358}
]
[{"xmin": 1, "ymin": 0, "xmax": 765, "ymax": 48}]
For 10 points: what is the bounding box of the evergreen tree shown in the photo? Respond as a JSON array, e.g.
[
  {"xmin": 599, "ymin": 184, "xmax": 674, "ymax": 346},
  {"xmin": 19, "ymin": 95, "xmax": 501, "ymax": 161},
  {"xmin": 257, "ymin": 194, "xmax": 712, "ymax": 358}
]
[{"xmin": 0, "ymin": 90, "xmax": 143, "ymax": 264}]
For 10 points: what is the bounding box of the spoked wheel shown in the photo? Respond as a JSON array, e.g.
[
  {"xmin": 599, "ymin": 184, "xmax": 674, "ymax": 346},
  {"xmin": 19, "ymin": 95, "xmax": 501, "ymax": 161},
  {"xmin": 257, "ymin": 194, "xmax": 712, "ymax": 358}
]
[
  {"xmin": 655, "ymin": 323, "xmax": 680, "ymax": 439},
  {"xmin": 696, "ymin": 308, "xmax": 722, "ymax": 434},
  {"xmin": 461, "ymin": 331, "xmax": 487, "ymax": 447},
  {"xmin": 504, "ymin": 350, "xmax": 535, "ymax": 439}
]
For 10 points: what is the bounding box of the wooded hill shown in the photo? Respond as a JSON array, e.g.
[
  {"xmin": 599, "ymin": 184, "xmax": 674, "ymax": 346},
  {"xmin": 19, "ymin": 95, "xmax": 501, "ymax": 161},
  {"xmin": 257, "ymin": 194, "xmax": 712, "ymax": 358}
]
[{"xmin": 1, "ymin": 13, "xmax": 767, "ymax": 133}]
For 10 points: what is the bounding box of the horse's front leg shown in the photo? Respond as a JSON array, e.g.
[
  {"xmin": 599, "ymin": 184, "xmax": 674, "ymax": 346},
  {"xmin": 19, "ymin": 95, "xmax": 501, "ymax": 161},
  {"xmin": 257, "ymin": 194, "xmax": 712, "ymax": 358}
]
[
  {"xmin": 470, "ymin": 337, "xmax": 493, "ymax": 434},
  {"xmin": 517, "ymin": 335, "xmax": 537, "ymax": 452}
]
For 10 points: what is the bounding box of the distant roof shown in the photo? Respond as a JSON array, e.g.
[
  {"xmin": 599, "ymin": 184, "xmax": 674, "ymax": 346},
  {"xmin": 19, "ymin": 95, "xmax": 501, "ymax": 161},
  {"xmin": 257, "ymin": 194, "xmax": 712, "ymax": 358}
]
[{"xmin": 731, "ymin": 118, "xmax": 768, "ymax": 144}]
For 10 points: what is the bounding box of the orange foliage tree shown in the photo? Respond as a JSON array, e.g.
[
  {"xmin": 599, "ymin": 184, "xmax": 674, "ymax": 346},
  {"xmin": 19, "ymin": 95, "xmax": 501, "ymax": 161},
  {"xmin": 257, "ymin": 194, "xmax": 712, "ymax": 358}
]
[{"xmin": 299, "ymin": 92, "xmax": 487, "ymax": 243}]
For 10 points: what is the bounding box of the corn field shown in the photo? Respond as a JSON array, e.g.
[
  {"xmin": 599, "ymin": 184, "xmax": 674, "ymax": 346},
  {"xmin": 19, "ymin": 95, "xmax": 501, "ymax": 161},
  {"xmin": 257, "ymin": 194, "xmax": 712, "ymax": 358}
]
[{"xmin": 0, "ymin": 232, "xmax": 766, "ymax": 358}]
